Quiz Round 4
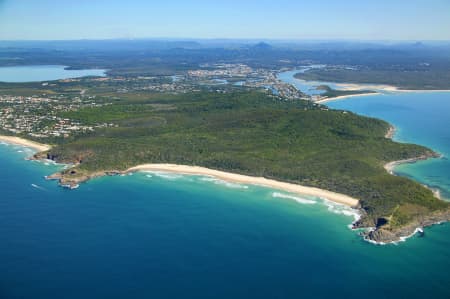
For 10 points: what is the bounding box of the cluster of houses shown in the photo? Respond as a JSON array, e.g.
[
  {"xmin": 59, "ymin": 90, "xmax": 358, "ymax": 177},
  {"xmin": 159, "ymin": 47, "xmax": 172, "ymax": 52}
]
[{"xmin": 0, "ymin": 95, "xmax": 114, "ymax": 139}]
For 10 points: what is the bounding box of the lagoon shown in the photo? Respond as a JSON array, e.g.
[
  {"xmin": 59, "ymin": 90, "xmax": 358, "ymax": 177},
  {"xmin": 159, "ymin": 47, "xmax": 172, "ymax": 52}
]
[{"xmin": 0, "ymin": 65, "xmax": 106, "ymax": 83}]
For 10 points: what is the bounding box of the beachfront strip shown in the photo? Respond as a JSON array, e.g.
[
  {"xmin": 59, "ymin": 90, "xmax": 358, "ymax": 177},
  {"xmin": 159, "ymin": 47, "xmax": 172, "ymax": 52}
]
[{"xmin": 127, "ymin": 164, "xmax": 360, "ymax": 207}]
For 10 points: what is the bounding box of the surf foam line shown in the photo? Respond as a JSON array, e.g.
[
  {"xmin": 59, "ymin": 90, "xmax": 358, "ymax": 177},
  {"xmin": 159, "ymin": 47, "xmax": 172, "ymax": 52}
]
[
  {"xmin": 147, "ymin": 171, "xmax": 184, "ymax": 180},
  {"xmin": 320, "ymin": 197, "xmax": 361, "ymax": 222},
  {"xmin": 362, "ymin": 227, "xmax": 425, "ymax": 246},
  {"xmin": 272, "ymin": 192, "xmax": 317, "ymax": 204},
  {"xmin": 200, "ymin": 176, "xmax": 249, "ymax": 189}
]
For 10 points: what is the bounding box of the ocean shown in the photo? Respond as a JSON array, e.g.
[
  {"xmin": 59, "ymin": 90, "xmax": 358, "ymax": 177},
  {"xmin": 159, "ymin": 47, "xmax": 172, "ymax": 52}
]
[
  {"xmin": 1, "ymin": 143, "xmax": 450, "ymax": 298},
  {"xmin": 327, "ymin": 91, "xmax": 450, "ymax": 199},
  {"xmin": 1, "ymin": 77, "xmax": 450, "ymax": 298}
]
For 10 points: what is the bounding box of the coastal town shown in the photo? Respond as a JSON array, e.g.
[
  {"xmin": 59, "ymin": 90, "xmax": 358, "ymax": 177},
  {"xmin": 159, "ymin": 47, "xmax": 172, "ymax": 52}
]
[
  {"xmin": 185, "ymin": 63, "xmax": 305, "ymax": 100},
  {"xmin": 2, "ymin": 1, "xmax": 450, "ymax": 298},
  {"xmin": 0, "ymin": 63, "xmax": 310, "ymax": 140},
  {"xmin": 0, "ymin": 94, "xmax": 115, "ymax": 139},
  {"xmin": 70, "ymin": 63, "xmax": 306, "ymax": 99}
]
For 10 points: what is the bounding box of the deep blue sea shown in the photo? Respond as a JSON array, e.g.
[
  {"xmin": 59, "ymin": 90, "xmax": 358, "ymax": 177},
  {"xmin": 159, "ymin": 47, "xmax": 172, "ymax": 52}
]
[
  {"xmin": 1, "ymin": 143, "xmax": 450, "ymax": 299},
  {"xmin": 0, "ymin": 65, "xmax": 106, "ymax": 83},
  {"xmin": 1, "ymin": 75, "xmax": 450, "ymax": 298}
]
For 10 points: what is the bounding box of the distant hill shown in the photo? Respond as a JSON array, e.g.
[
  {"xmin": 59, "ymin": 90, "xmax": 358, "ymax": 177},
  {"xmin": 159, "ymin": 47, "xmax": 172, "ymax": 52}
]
[
  {"xmin": 0, "ymin": 39, "xmax": 203, "ymax": 51},
  {"xmin": 251, "ymin": 42, "xmax": 272, "ymax": 50}
]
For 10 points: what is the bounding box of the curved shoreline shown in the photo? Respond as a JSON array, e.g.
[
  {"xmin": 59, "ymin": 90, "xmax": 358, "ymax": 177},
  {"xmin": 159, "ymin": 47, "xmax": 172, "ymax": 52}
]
[
  {"xmin": 355, "ymin": 126, "xmax": 450, "ymax": 244},
  {"xmin": 1, "ymin": 128, "xmax": 446, "ymax": 244},
  {"xmin": 382, "ymin": 125, "xmax": 443, "ymax": 200},
  {"xmin": 332, "ymin": 83, "xmax": 450, "ymax": 93},
  {"xmin": 316, "ymin": 92, "xmax": 380, "ymax": 103},
  {"xmin": 287, "ymin": 69, "xmax": 450, "ymax": 104},
  {"xmin": 314, "ymin": 90, "xmax": 449, "ymax": 243},
  {"xmin": 314, "ymin": 86, "xmax": 450, "ymax": 104},
  {"xmin": 384, "ymin": 125, "xmax": 396, "ymax": 139},
  {"xmin": 384, "ymin": 152, "xmax": 444, "ymax": 201},
  {"xmin": 0, "ymin": 135, "xmax": 51, "ymax": 152},
  {"xmin": 290, "ymin": 70, "xmax": 450, "ymax": 94},
  {"xmin": 126, "ymin": 164, "xmax": 360, "ymax": 208},
  {"xmin": 0, "ymin": 134, "xmax": 358, "ymax": 208}
]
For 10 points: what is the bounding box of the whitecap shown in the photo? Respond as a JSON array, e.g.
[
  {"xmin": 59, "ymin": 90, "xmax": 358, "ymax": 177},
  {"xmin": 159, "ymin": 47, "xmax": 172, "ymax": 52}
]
[
  {"xmin": 200, "ymin": 176, "xmax": 248, "ymax": 189},
  {"xmin": 397, "ymin": 227, "xmax": 424, "ymax": 244},
  {"xmin": 320, "ymin": 198, "xmax": 361, "ymax": 223},
  {"xmin": 272, "ymin": 192, "xmax": 316, "ymax": 204},
  {"xmin": 31, "ymin": 183, "xmax": 45, "ymax": 191},
  {"xmin": 152, "ymin": 172, "xmax": 184, "ymax": 180},
  {"xmin": 361, "ymin": 227, "xmax": 424, "ymax": 246}
]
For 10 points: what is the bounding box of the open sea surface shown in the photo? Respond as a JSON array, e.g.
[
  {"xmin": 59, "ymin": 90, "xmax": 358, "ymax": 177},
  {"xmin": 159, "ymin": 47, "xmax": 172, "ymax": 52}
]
[{"xmin": 1, "ymin": 72, "xmax": 450, "ymax": 298}]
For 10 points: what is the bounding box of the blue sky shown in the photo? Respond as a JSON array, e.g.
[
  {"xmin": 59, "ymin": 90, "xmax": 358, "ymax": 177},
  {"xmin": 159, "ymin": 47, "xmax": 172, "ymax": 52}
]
[{"xmin": 0, "ymin": 0, "xmax": 449, "ymax": 40}]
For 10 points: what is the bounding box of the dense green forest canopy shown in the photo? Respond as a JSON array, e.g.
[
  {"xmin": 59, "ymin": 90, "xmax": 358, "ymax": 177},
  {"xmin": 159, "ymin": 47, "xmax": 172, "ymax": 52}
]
[{"xmin": 46, "ymin": 91, "xmax": 448, "ymax": 229}]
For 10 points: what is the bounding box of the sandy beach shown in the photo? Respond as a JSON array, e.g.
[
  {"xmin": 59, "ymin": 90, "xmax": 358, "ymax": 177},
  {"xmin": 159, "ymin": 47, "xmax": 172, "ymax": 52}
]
[
  {"xmin": 333, "ymin": 82, "xmax": 450, "ymax": 94},
  {"xmin": 312, "ymin": 82, "xmax": 450, "ymax": 104},
  {"xmin": 0, "ymin": 135, "xmax": 51, "ymax": 152},
  {"xmin": 334, "ymin": 83, "xmax": 397, "ymax": 92},
  {"xmin": 383, "ymin": 156, "xmax": 432, "ymax": 176},
  {"xmin": 384, "ymin": 156, "xmax": 443, "ymax": 200},
  {"xmin": 316, "ymin": 92, "xmax": 380, "ymax": 103},
  {"xmin": 127, "ymin": 164, "xmax": 360, "ymax": 207},
  {"xmin": 385, "ymin": 125, "xmax": 396, "ymax": 139}
]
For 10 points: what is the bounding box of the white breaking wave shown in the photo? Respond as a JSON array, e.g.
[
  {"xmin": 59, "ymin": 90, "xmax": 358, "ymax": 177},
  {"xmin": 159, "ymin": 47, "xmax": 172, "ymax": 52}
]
[
  {"xmin": 34, "ymin": 159, "xmax": 61, "ymax": 167},
  {"xmin": 362, "ymin": 227, "xmax": 424, "ymax": 246},
  {"xmin": 272, "ymin": 192, "xmax": 317, "ymax": 204},
  {"xmin": 151, "ymin": 172, "xmax": 184, "ymax": 180},
  {"xmin": 31, "ymin": 184, "xmax": 45, "ymax": 191},
  {"xmin": 398, "ymin": 227, "xmax": 424, "ymax": 243},
  {"xmin": 200, "ymin": 176, "xmax": 249, "ymax": 189},
  {"xmin": 321, "ymin": 198, "xmax": 361, "ymax": 222}
]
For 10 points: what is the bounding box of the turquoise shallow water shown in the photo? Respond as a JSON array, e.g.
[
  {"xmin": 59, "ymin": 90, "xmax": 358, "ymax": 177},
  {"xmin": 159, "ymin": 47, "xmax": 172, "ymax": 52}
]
[
  {"xmin": 328, "ymin": 91, "xmax": 450, "ymax": 199},
  {"xmin": 1, "ymin": 140, "xmax": 450, "ymax": 298},
  {"xmin": 1, "ymin": 68, "xmax": 450, "ymax": 298},
  {"xmin": 0, "ymin": 65, "xmax": 106, "ymax": 82},
  {"xmin": 277, "ymin": 68, "xmax": 351, "ymax": 96}
]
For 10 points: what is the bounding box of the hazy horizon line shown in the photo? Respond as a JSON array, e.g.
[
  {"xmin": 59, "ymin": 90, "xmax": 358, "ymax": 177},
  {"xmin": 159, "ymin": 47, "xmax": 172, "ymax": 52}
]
[{"xmin": 1, "ymin": 37, "xmax": 450, "ymax": 43}]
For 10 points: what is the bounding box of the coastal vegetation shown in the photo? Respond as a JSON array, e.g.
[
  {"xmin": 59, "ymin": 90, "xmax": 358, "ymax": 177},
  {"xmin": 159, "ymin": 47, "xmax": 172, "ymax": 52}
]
[
  {"xmin": 37, "ymin": 90, "xmax": 449, "ymax": 239},
  {"xmin": 296, "ymin": 68, "xmax": 450, "ymax": 90},
  {"xmin": 2, "ymin": 41, "xmax": 450, "ymax": 242}
]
